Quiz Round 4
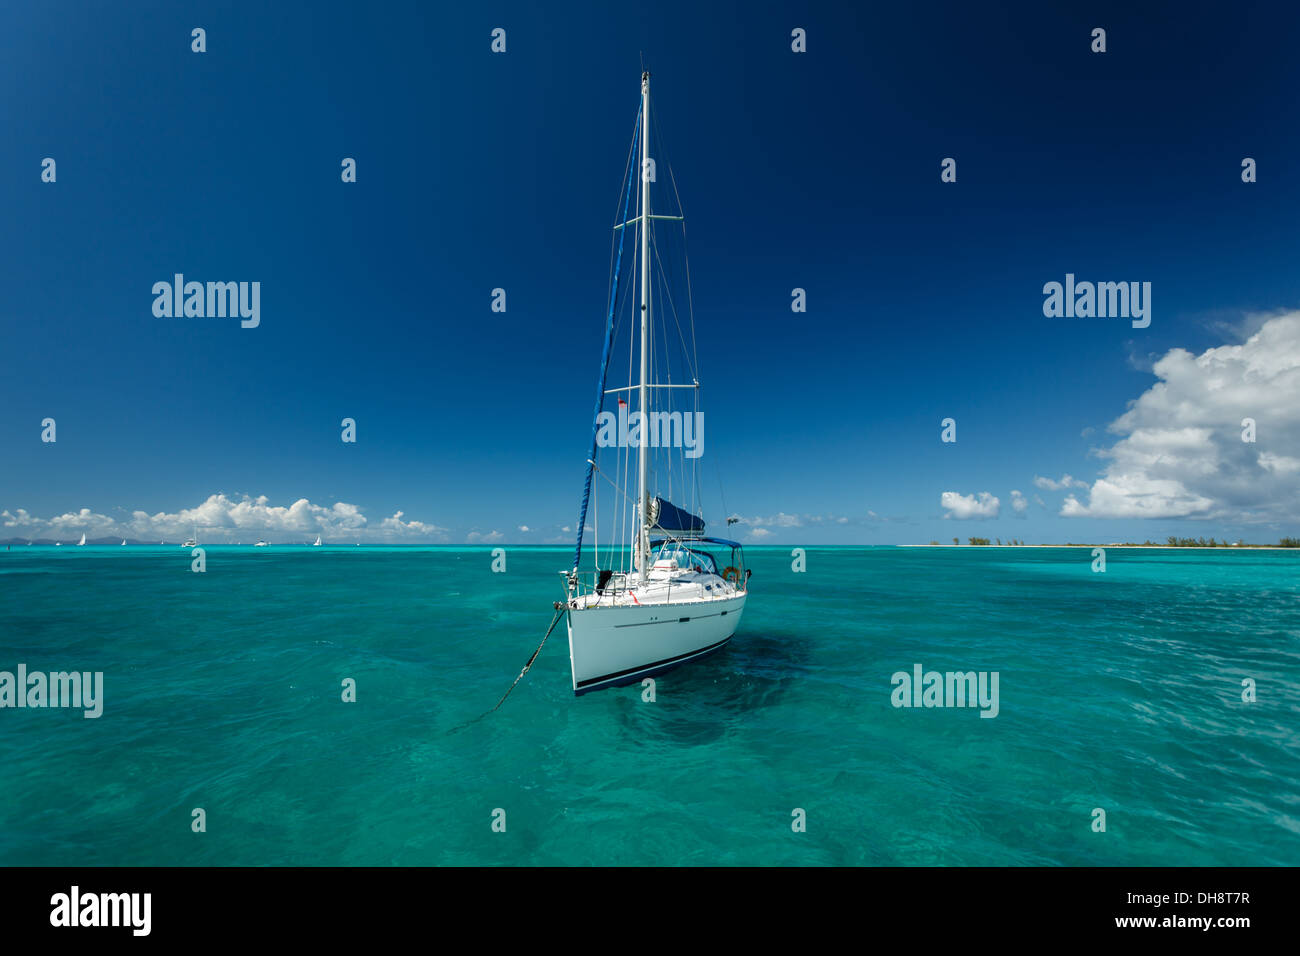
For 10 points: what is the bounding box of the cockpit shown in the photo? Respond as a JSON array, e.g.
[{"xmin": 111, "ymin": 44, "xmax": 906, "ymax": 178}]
[{"xmin": 651, "ymin": 543, "xmax": 719, "ymax": 575}]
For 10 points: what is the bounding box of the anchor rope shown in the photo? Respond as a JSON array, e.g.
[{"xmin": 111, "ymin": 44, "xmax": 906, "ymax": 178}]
[{"xmin": 446, "ymin": 604, "xmax": 568, "ymax": 734}]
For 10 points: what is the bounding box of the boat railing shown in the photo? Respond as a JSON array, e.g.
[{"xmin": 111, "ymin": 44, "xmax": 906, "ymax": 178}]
[
  {"xmin": 563, "ymin": 569, "xmax": 635, "ymax": 600},
  {"xmin": 561, "ymin": 568, "xmax": 746, "ymax": 603}
]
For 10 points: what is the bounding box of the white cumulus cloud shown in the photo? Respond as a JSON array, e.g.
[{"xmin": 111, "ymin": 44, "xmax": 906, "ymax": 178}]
[
  {"xmin": 1033, "ymin": 474, "xmax": 1088, "ymax": 491},
  {"xmin": 2, "ymin": 494, "xmax": 449, "ymax": 542},
  {"xmin": 1062, "ymin": 312, "xmax": 1300, "ymax": 520},
  {"xmin": 940, "ymin": 491, "xmax": 1000, "ymax": 519},
  {"xmin": 736, "ymin": 512, "xmax": 803, "ymax": 528},
  {"xmin": 378, "ymin": 510, "xmax": 448, "ymax": 539}
]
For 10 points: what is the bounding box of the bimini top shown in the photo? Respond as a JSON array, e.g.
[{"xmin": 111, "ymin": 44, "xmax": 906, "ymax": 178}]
[{"xmin": 650, "ymin": 535, "xmax": 744, "ymax": 550}]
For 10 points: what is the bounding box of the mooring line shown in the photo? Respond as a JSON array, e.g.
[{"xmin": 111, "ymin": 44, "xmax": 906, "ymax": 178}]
[{"xmin": 446, "ymin": 603, "xmax": 567, "ymax": 735}]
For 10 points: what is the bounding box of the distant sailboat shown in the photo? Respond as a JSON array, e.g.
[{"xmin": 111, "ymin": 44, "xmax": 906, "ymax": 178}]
[
  {"xmin": 121, "ymin": 539, "xmax": 127, "ymax": 546},
  {"xmin": 312, "ymin": 535, "xmax": 322, "ymax": 547},
  {"xmin": 55, "ymin": 542, "xmax": 62, "ymax": 546},
  {"xmin": 181, "ymin": 526, "xmax": 198, "ymax": 548},
  {"xmin": 77, "ymin": 533, "xmax": 86, "ymax": 546},
  {"xmin": 254, "ymin": 540, "xmax": 269, "ymax": 547}
]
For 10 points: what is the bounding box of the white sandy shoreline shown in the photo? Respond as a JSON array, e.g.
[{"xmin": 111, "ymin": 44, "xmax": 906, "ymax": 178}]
[{"xmin": 900, "ymin": 544, "xmax": 1297, "ymax": 550}]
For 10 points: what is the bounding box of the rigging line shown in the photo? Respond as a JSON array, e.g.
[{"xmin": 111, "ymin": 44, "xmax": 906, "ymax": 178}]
[
  {"xmin": 624, "ymin": 243, "xmax": 634, "ymax": 572},
  {"xmin": 587, "ymin": 457, "xmax": 640, "ymax": 509},
  {"xmin": 650, "ymin": 230, "xmax": 696, "ymax": 382},
  {"xmin": 643, "ymin": 179, "xmax": 655, "ymax": 565},
  {"xmin": 694, "ymin": 397, "xmax": 704, "ymax": 518},
  {"xmin": 665, "ymin": 259, "xmax": 675, "ymax": 505},
  {"xmin": 608, "ymin": 161, "xmax": 639, "ymax": 339},
  {"xmin": 715, "ymin": 448, "xmax": 730, "ymax": 531},
  {"xmin": 605, "ymin": 221, "xmax": 636, "ymax": 557},
  {"xmin": 643, "ymin": 173, "xmax": 694, "ymax": 382},
  {"xmin": 662, "ymin": 256, "xmax": 688, "ymax": 511},
  {"xmin": 607, "ymin": 209, "xmax": 637, "ymax": 569},
  {"xmin": 648, "ymin": 172, "xmax": 694, "ymax": 515},
  {"xmin": 626, "ymin": 437, "xmax": 633, "ymax": 569},
  {"xmin": 650, "ymin": 243, "xmax": 673, "ymax": 505},
  {"xmin": 661, "ymin": 147, "xmax": 700, "ymax": 378},
  {"xmin": 622, "ymin": 177, "xmax": 641, "ymax": 574},
  {"xmin": 662, "ymin": 232, "xmax": 686, "ymax": 373},
  {"xmin": 656, "ymin": 111, "xmax": 705, "ymax": 519},
  {"xmin": 650, "ymin": 100, "xmax": 679, "ymax": 216},
  {"xmin": 647, "ymin": 91, "xmax": 700, "ymax": 383},
  {"xmin": 647, "ymin": 225, "xmax": 682, "ymax": 397},
  {"xmin": 597, "ymin": 243, "xmax": 639, "ymax": 570},
  {"xmin": 573, "ymin": 101, "xmax": 642, "ymax": 573},
  {"xmin": 602, "ymin": 108, "xmax": 641, "ymax": 345},
  {"xmin": 605, "ymin": 219, "xmax": 636, "ymax": 566},
  {"xmin": 619, "ymin": 264, "xmax": 631, "ymax": 572}
]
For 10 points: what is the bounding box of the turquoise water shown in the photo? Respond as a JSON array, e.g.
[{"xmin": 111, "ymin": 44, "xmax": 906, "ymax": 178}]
[{"xmin": 1, "ymin": 545, "xmax": 1296, "ymax": 866}]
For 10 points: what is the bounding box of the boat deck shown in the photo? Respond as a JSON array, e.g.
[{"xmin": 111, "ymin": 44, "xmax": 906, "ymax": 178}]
[{"xmin": 572, "ymin": 567, "xmax": 743, "ymax": 609}]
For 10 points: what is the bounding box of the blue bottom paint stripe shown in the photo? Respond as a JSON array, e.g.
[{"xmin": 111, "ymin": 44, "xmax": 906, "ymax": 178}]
[{"xmin": 574, "ymin": 635, "xmax": 733, "ymax": 694}]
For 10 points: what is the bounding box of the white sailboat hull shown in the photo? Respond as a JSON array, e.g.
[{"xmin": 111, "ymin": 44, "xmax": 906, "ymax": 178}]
[
  {"xmin": 567, "ymin": 592, "xmax": 746, "ymax": 695},
  {"xmin": 561, "ymin": 73, "xmax": 751, "ymax": 698}
]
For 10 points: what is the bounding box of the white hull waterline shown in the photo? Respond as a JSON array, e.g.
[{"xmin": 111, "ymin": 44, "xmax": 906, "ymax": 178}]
[{"xmin": 568, "ymin": 589, "xmax": 745, "ymax": 694}]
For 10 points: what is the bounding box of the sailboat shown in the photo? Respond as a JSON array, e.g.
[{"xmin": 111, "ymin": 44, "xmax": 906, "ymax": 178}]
[
  {"xmin": 312, "ymin": 535, "xmax": 322, "ymax": 547},
  {"xmin": 181, "ymin": 526, "xmax": 197, "ymax": 548},
  {"xmin": 254, "ymin": 540, "xmax": 269, "ymax": 547},
  {"xmin": 560, "ymin": 72, "xmax": 749, "ymax": 696},
  {"xmin": 77, "ymin": 533, "xmax": 86, "ymax": 546},
  {"xmin": 121, "ymin": 539, "xmax": 127, "ymax": 546}
]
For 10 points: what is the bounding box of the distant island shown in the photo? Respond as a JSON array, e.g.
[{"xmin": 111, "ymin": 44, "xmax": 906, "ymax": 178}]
[{"xmin": 915, "ymin": 537, "xmax": 1300, "ymax": 548}]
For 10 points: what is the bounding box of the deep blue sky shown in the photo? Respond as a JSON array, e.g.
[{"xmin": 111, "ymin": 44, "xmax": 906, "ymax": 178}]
[{"xmin": 3, "ymin": 1, "xmax": 1299, "ymax": 544}]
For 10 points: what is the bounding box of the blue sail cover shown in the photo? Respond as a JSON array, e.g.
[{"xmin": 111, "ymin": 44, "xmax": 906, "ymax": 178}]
[
  {"xmin": 649, "ymin": 497, "xmax": 705, "ymax": 537},
  {"xmin": 572, "ymin": 103, "xmax": 641, "ymax": 572}
]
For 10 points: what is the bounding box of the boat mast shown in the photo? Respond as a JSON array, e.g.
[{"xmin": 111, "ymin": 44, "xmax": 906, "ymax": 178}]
[{"xmin": 636, "ymin": 70, "xmax": 651, "ymax": 576}]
